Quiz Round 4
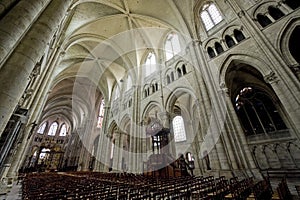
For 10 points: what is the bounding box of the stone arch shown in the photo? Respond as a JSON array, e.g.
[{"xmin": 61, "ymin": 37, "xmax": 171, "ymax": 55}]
[
  {"xmin": 287, "ymin": 142, "xmax": 300, "ymax": 168},
  {"xmin": 165, "ymin": 87, "xmax": 198, "ymax": 114},
  {"xmin": 107, "ymin": 121, "xmax": 118, "ymax": 138},
  {"xmin": 203, "ymin": 37, "xmax": 221, "ymax": 50},
  {"xmin": 278, "ymin": 17, "xmax": 300, "ymax": 67},
  {"xmin": 264, "ymin": 144, "xmax": 281, "ymax": 169},
  {"xmin": 221, "ymin": 25, "xmax": 246, "ymax": 41},
  {"xmin": 252, "ymin": 1, "xmax": 280, "ymax": 18},
  {"xmin": 165, "ymin": 68, "xmax": 175, "ymax": 84},
  {"xmin": 275, "ymin": 143, "xmax": 296, "ymax": 169},
  {"xmin": 219, "ymin": 54, "xmax": 273, "ymax": 86},
  {"xmin": 224, "ymin": 62, "xmax": 289, "ymax": 135},
  {"xmin": 164, "ymin": 87, "xmax": 198, "ymax": 155},
  {"xmin": 141, "ymin": 101, "xmax": 163, "ymax": 124}
]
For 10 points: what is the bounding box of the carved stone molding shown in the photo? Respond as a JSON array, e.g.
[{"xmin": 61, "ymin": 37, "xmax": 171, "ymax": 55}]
[
  {"xmin": 264, "ymin": 71, "xmax": 279, "ymax": 84},
  {"xmin": 219, "ymin": 82, "xmax": 229, "ymax": 94},
  {"xmin": 237, "ymin": 10, "xmax": 245, "ymax": 18}
]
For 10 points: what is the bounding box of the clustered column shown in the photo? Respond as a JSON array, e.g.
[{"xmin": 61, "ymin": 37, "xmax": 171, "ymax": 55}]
[{"xmin": 0, "ymin": 0, "xmax": 73, "ymax": 137}]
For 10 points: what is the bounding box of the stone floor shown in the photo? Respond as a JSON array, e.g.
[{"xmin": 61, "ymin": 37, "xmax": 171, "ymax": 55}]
[{"xmin": 0, "ymin": 182, "xmax": 22, "ymax": 200}]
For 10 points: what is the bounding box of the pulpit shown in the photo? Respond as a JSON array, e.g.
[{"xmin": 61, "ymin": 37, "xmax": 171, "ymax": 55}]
[{"xmin": 144, "ymin": 118, "xmax": 182, "ymax": 177}]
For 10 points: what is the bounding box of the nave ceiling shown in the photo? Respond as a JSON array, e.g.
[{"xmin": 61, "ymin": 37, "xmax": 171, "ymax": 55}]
[{"xmin": 41, "ymin": 0, "xmax": 199, "ymax": 131}]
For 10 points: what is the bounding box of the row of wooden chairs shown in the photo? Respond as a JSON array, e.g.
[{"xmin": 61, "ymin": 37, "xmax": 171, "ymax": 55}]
[{"xmin": 21, "ymin": 171, "xmax": 284, "ymax": 200}]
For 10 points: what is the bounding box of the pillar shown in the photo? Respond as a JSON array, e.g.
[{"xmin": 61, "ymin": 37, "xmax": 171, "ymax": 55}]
[
  {"xmin": 112, "ymin": 131, "xmax": 121, "ymax": 170},
  {"xmin": 0, "ymin": 0, "xmax": 51, "ymax": 67},
  {"xmin": 0, "ymin": 0, "xmax": 72, "ymax": 137}
]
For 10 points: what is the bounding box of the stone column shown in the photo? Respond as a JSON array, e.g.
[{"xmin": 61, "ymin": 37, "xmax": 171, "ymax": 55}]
[
  {"xmin": 112, "ymin": 131, "xmax": 121, "ymax": 170},
  {"xmin": 186, "ymin": 42, "xmax": 215, "ymax": 174},
  {"xmin": 220, "ymin": 85, "xmax": 259, "ymax": 177},
  {"xmin": 95, "ymin": 105, "xmax": 111, "ymax": 171},
  {"xmin": 0, "ymin": 0, "xmax": 72, "ymax": 137},
  {"xmin": 11, "ymin": 49, "xmax": 66, "ymax": 177},
  {"xmin": 0, "ymin": 0, "xmax": 51, "ymax": 67},
  {"xmin": 192, "ymin": 41, "xmax": 230, "ymax": 171}
]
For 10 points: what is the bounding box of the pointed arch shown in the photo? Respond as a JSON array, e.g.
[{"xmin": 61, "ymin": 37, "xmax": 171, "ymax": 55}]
[
  {"xmin": 165, "ymin": 32, "xmax": 181, "ymax": 60},
  {"xmin": 144, "ymin": 51, "xmax": 157, "ymax": 76},
  {"xmin": 126, "ymin": 75, "xmax": 132, "ymax": 91},
  {"xmin": 48, "ymin": 122, "xmax": 59, "ymax": 136},
  {"xmin": 173, "ymin": 115, "xmax": 187, "ymax": 142},
  {"xmin": 37, "ymin": 122, "xmax": 47, "ymax": 134},
  {"xmin": 268, "ymin": 6, "xmax": 284, "ymax": 20},
  {"xmin": 257, "ymin": 14, "xmax": 272, "ymax": 27},
  {"xmin": 207, "ymin": 47, "xmax": 216, "ymax": 58},
  {"xmin": 59, "ymin": 124, "xmax": 67, "ymax": 136},
  {"xmin": 215, "ymin": 42, "xmax": 224, "ymax": 54},
  {"xmin": 234, "ymin": 29, "xmax": 245, "ymax": 42},
  {"xmin": 225, "ymin": 35, "xmax": 235, "ymax": 48},
  {"xmin": 200, "ymin": 2, "xmax": 223, "ymax": 31}
]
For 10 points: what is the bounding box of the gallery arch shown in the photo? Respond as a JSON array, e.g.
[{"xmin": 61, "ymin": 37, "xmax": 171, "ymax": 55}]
[
  {"xmin": 225, "ymin": 63, "xmax": 299, "ymax": 171},
  {"xmin": 289, "ymin": 26, "xmax": 300, "ymax": 64}
]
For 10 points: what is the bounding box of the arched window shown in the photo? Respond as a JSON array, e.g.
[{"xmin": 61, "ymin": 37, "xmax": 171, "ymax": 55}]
[
  {"xmin": 177, "ymin": 68, "xmax": 182, "ymax": 78},
  {"xmin": 234, "ymin": 87, "xmax": 287, "ymax": 136},
  {"xmin": 182, "ymin": 64, "xmax": 187, "ymax": 75},
  {"xmin": 59, "ymin": 124, "xmax": 67, "ymax": 136},
  {"xmin": 97, "ymin": 99, "xmax": 105, "ymax": 128},
  {"xmin": 257, "ymin": 14, "xmax": 272, "ymax": 27},
  {"xmin": 145, "ymin": 52, "xmax": 157, "ymax": 76},
  {"xmin": 186, "ymin": 152, "xmax": 194, "ymax": 162},
  {"xmin": 126, "ymin": 75, "xmax": 132, "ymax": 91},
  {"xmin": 113, "ymin": 85, "xmax": 120, "ymax": 100},
  {"xmin": 234, "ymin": 29, "xmax": 245, "ymax": 42},
  {"xmin": 215, "ymin": 42, "xmax": 224, "ymax": 54},
  {"xmin": 48, "ymin": 122, "xmax": 58, "ymax": 136},
  {"xmin": 207, "ymin": 47, "xmax": 216, "ymax": 58},
  {"xmin": 225, "ymin": 35, "xmax": 235, "ymax": 48},
  {"xmin": 289, "ymin": 26, "xmax": 300, "ymax": 64},
  {"xmin": 268, "ymin": 6, "xmax": 284, "ymax": 20},
  {"xmin": 284, "ymin": 0, "xmax": 300, "ymax": 10},
  {"xmin": 200, "ymin": 3, "xmax": 223, "ymax": 31},
  {"xmin": 173, "ymin": 116, "xmax": 187, "ymax": 142},
  {"xmin": 167, "ymin": 75, "xmax": 171, "ymax": 84},
  {"xmin": 152, "ymin": 84, "xmax": 155, "ymax": 93},
  {"xmin": 37, "ymin": 122, "xmax": 47, "ymax": 134},
  {"xmin": 165, "ymin": 33, "xmax": 181, "ymax": 60},
  {"xmin": 171, "ymin": 72, "xmax": 175, "ymax": 82},
  {"xmin": 39, "ymin": 148, "xmax": 51, "ymax": 164},
  {"xmin": 128, "ymin": 98, "xmax": 132, "ymax": 107}
]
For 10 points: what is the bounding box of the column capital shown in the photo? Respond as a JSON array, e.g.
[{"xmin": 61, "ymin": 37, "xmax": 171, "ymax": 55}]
[
  {"xmin": 238, "ymin": 10, "xmax": 245, "ymax": 18},
  {"xmin": 264, "ymin": 71, "xmax": 279, "ymax": 84},
  {"xmin": 219, "ymin": 82, "xmax": 229, "ymax": 95}
]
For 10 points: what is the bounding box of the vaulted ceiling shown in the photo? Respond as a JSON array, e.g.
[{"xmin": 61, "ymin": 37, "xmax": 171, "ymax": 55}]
[{"xmin": 41, "ymin": 0, "xmax": 199, "ymax": 131}]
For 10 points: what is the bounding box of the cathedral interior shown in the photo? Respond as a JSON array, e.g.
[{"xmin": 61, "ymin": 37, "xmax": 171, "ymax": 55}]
[{"xmin": 0, "ymin": 0, "xmax": 300, "ymax": 199}]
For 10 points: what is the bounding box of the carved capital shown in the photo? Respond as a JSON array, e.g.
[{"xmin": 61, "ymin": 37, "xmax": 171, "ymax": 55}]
[
  {"xmin": 264, "ymin": 71, "xmax": 279, "ymax": 84},
  {"xmin": 219, "ymin": 82, "xmax": 229, "ymax": 94},
  {"xmin": 238, "ymin": 10, "xmax": 245, "ymax": 18},
  {"xmin": 193, "ymin": 39, "xmax": 202, "ymax": 46},
  {"xmin": 289, "ymin": 64, "xmax": 300, "ymax": 73}
]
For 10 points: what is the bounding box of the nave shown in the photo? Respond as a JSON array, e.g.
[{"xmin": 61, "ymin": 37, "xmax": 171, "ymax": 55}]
[{"xmin": 19, "ymin": 172, "xmax": 299, "ymax": 200}]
